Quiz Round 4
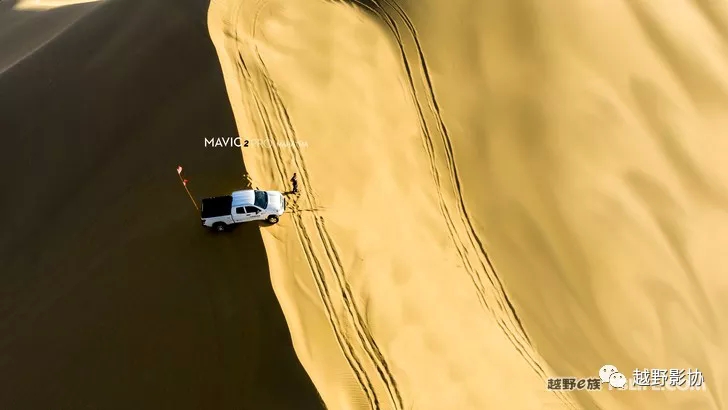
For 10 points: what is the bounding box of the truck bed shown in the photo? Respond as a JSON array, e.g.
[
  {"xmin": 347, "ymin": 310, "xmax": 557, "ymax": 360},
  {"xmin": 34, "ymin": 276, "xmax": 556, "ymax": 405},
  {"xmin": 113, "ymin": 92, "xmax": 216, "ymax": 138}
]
[{"xmin": 200, "ymin": 195, "xmax": 233, "ymax": 219}]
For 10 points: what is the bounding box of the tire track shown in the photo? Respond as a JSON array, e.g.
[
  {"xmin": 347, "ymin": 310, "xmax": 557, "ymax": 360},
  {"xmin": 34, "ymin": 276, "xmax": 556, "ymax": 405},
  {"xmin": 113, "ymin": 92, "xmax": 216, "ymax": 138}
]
[
  {"xmin": 341, "ymin": 1, "xmax": 578, "ymax": 407},
  {"xmin": 343, "ymin": 0, "xmax": 533, "ymax": 361},
  {"xmin": 333, "ymin": 0, "xmax": 491, "ymax": 322},
  {"xmin": 226, "ymin": 7, "xmax": 380, "ymax": 409},
  {"xmin": 382, "ymin": 0, "xmax": 531, "ymax": 340},
  {"xmin": 245, "ymin": 8, "xmax": 403, "ymax": 407},
  {"xmin": 251, "ymin": 46, "xmax": 405, "ymax": 410},
  {"xmin": 375, "ymin": 0, "xmax": 534, "ymax": 350},
  {"xmin": 242, "ymin": 58, "xmax": 381, "ymax": 410},
  {"xmin": 337, "ymin": 0, "xmax": 491, "ymax": 329}
]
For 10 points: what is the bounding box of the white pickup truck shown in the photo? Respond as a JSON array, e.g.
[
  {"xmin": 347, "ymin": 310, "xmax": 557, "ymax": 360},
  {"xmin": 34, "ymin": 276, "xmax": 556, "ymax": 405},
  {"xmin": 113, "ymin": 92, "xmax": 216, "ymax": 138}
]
[{"xmin": 201, "ymin": 189, "xmax": 286, "ymax": 232}]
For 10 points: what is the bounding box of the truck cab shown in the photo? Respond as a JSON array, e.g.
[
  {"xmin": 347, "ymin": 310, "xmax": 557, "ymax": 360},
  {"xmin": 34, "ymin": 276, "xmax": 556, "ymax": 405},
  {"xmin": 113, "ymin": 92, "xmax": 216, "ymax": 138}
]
[{"xmin": 201, "ymin": 189, "xmax": 286, "ymax": 232}]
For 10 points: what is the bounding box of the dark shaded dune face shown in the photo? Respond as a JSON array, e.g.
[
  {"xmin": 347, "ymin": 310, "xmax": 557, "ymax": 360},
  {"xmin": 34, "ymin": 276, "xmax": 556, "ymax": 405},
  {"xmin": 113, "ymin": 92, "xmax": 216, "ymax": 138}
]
[{"xmin": 0, "ymin": 1, "xmax": 323, "ymax": 409}]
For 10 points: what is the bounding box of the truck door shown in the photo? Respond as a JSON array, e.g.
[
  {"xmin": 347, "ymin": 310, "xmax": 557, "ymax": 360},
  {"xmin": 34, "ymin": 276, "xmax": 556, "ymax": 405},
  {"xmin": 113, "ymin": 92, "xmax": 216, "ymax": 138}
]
[
  {"xmin": 252, "ymin": 206, "xmax": 267, "ymax": 220},
  {"xmin": 244, "ymin": 206, "xmax": 263, "ymax": 220},
  {"xmin": 233, "ymin": 206, "xmax": 249, "ymax": 223}
]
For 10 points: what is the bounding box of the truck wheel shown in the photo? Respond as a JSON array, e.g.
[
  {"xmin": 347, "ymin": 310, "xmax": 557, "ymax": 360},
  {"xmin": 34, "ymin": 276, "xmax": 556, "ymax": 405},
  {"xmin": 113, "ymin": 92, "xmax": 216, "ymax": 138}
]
[
  {"xmin": 212, "ymin": 222, "xmax": 227, "ymax": 232},
  {"xmin": 266, "ymin": 215, "xmax": 279, "ymax": 224}
]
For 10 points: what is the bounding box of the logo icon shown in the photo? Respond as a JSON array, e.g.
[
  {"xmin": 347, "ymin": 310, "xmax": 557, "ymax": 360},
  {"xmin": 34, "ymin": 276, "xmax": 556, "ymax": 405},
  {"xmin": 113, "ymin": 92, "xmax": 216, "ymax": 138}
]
[
  {"xmin": 599, "ymin": 365, "xmax": 627, "ymax": 389},
  {"xmin": 599, "ymin": 364, "xmax": 618, "ymax": 383},
  {"xmin": 609, "ymin": 372, "xmax": 627, "ymax": 389}
]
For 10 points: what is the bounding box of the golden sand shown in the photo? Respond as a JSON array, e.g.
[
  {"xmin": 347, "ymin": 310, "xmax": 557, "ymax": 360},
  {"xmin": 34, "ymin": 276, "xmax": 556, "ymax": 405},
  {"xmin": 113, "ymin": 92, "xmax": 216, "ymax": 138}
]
[{"xmin": 208, "ymin": 0, "xmax": 727, "ymax": 408}]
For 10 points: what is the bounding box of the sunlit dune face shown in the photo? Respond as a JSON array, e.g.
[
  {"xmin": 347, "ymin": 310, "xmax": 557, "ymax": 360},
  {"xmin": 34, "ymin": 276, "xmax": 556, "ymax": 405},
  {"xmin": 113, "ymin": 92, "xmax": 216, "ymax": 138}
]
[{"xmin": 13, "ymin": 0, "xmax": 102, "ymax": 11}]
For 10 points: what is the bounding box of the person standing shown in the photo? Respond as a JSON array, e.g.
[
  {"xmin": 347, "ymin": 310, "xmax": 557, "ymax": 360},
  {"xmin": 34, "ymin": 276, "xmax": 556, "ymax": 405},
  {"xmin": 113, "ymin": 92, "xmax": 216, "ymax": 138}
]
[{"xmin": 291, "ymin": 173, "xmax": 298, "ymax": 194}]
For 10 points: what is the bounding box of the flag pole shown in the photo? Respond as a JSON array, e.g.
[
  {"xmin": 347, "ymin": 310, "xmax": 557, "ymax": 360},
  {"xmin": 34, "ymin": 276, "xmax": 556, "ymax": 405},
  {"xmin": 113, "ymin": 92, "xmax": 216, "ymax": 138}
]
[{"xmin": 177, "ymin": 165, "xmax": 199, "ymax": 211}]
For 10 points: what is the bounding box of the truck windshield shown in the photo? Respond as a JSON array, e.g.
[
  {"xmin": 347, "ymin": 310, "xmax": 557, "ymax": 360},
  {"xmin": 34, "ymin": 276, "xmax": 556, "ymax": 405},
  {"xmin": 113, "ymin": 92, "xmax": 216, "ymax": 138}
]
[{"xmin": 253, "ymin": 190, "xmax": 268, "ymax": 209}]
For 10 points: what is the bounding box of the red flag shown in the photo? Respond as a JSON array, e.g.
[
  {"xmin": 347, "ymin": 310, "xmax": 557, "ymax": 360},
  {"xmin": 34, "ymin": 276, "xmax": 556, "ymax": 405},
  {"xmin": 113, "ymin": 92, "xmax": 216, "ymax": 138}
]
[
  {"xmin": 183, "ymin": 179, "xmax": 188, "ymax": 186},
  {"xmin": 177, "ymin": 165, "xmax": 183, "ymax": 175}
]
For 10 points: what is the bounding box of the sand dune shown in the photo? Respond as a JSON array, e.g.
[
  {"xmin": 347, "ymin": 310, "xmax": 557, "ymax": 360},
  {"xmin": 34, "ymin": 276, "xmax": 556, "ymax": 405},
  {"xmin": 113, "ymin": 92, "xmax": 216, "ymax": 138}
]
[
  {"xmin": 2, "ymin": 0, "xmax": 725, "ymax": 407},
  {"xmin": 209, "ymin": 0, "xmax": 727, "ymax": 409}
]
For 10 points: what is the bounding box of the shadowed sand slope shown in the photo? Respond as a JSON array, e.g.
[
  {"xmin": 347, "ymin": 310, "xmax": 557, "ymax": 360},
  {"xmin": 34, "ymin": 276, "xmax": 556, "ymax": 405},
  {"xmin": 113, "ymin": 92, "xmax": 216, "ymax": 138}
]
[
  {"xmin": 209, "ymin": 0, "xmax": 727, "ymax": 409},
  {"xmin": 0, "ymin": 1, "xmax": 322, "ymax": 408}
]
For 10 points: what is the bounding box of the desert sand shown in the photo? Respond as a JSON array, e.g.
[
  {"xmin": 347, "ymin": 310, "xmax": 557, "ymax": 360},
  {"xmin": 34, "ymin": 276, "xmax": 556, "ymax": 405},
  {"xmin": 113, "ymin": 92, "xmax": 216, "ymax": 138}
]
[
  {"xmin": 208, "ymin": 0, "xmax": 726, "ymax": 409},
  {"xmin": 2, "ymin": 0, "xmax": 726, "ymax": 408}
]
